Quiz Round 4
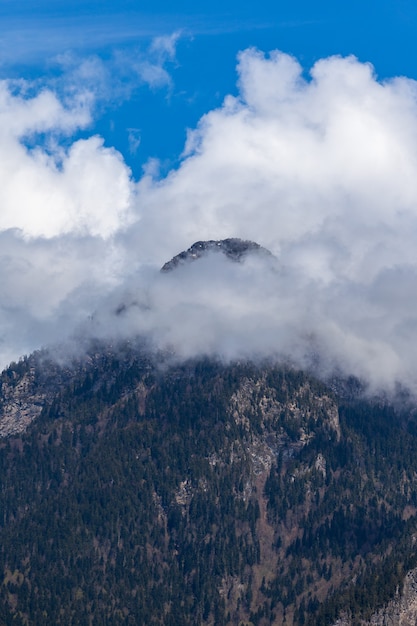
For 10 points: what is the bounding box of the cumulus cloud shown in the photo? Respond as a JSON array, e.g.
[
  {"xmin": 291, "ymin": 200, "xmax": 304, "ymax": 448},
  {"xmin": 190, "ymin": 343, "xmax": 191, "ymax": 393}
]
[{"xmin": 4, "ymin": 47, "xmax": 417, "ymax": 395}]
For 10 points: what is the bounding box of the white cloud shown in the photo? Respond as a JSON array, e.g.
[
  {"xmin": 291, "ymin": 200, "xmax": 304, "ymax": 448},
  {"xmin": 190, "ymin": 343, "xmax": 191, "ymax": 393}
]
[
  {"xmin": 122, "ymin": 32, "xmax": 181, "ymax": 90},
  {"xmin": 126, "ymin": 49, "xmax": 417, "ymax": 392},
  {"xmin": 53, "ymin": 35, "xmax": 180, "ymax": 107},
  {"xmin": 0, "ymin": 71, "xmax": 137, "ymax": 240},
  {"xmin": 0, "ymin": 80, "xmax": 90, "ymax": 137},
  {"xmin": 150, "ymin": 32, "xmax": 181, "ymax": 61},
  {"xmin": 139, "ymin": 49, "xmax": 417, "ymax": 268},
  {"xmin": 127, "ymin": 128, "xmax": 141, "ymax": 154},
  {"xmin": 4, "ymin": 48, "xmax": 417, "ymax": 396}
]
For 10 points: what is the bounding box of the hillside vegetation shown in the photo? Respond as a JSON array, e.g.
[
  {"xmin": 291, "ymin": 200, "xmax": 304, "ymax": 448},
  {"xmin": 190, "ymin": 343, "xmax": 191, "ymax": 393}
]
[{"xmin": 1, "ymin": 347, "xmax": 417, "ymax": 624}]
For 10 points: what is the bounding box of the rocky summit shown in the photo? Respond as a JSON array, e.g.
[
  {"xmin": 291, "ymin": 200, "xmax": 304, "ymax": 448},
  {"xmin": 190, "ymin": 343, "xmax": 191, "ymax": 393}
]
[{"xmin": 160, "ymin": 237, "xmax": 274, "ymax": 271}]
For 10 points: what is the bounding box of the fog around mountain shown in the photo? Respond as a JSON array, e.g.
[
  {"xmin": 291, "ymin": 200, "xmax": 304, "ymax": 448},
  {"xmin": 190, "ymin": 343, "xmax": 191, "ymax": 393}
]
[{"xmin": 2, "ymin": 49, "xmax": 417, "ymax": 394}]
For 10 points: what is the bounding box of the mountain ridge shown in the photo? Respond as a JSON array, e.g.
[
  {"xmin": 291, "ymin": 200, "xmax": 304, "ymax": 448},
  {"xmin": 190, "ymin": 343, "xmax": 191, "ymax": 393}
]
[{"xmin": 1, "ymin": 344, "xmax": 417, "ymax": 624}]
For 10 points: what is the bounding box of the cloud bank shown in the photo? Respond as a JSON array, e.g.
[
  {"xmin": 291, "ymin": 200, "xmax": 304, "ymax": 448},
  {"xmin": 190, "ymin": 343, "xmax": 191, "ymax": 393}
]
[{"xmin": 3, "ymin": 48, "xmax": 417, "ymax": 394}]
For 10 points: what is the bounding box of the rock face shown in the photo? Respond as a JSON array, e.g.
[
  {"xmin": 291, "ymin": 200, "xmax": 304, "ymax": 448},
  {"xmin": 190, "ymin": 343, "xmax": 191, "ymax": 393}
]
[
  {"xmin": 0, "ymin": 364, "xmax": 43, "ymax": 437},
  {"xmin": 161, "ymin": 237, "xmax": 274, "ymax": 271},
  {"xmin": 0, "ymin": 349, "xmax": 120, "ymax": 438},
  {"xmin": 373, "ymin": 570, "xmax": 417, "ymax": 626},
  {"xmin": 0, "ymin": 354, "xmax": 61, "ymax": 438},
  {"xmin": 334, "ymin": 568, "xmax": 417, "ymax": 626}
]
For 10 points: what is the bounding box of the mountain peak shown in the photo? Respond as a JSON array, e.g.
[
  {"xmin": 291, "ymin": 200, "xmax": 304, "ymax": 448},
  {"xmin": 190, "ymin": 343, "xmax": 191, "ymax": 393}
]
[{"xmin": 161, "ymin": 237, "xmax": 272, "ymax": 272}]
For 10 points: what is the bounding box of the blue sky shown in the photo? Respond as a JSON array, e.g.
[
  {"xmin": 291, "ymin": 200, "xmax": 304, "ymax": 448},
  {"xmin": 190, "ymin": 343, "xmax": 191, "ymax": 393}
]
[
  {"xmin": 4, "ymin": 1, "xmax": 417, "ymax": 392},
  {"xmin": 2, "ymin": 0, "xmax": 417, "ymax": 177}
]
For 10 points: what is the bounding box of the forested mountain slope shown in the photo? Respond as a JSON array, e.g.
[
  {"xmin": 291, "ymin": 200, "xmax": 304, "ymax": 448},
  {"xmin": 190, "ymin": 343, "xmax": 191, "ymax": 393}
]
[{"xmin": 1, "ymin": 346, "xmax": 417, "ymax": 625}]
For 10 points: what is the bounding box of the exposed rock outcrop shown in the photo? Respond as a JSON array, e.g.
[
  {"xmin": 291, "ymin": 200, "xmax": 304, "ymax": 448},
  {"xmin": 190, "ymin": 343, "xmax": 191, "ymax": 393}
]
[
  {"xmin": 0, "ymin": 365, "xmax": 45, "ymax": 437},
  {"xmin": 333, "ymin": 568, "xmax": 417, "ymax": 626},
  {"xmin": 161, "ymin": 237, "xmax": 274, "ymax": 271}
]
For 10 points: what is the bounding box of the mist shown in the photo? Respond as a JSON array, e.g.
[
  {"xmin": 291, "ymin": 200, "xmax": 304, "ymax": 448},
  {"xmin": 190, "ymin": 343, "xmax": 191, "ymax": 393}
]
[{"xmin": 3, "ymin": 48, "xmax": 417, "ymax": 394}]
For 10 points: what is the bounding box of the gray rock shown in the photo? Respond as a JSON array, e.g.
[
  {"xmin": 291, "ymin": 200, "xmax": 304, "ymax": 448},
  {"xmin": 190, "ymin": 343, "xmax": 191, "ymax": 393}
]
[{"xmin": 161, "ymin": 238, "xmax": 274, "ymax": 272}]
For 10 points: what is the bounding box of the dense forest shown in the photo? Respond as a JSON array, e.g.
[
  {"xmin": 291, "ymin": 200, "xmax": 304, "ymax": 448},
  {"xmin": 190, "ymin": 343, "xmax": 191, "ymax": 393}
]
[{"xmin": 1, "ymin": 345, "xmax": 417, "ymax": 624}]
